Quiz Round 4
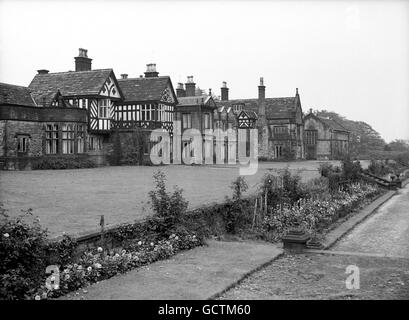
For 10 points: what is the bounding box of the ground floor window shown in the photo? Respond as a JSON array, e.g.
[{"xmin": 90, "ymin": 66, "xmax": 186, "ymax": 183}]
[
  {"xmin": 46, "ymin": 124, "xmax": 59, "ymax": 154},
  {"xmin": 77, "ymin": 125, "xmax": 85, "ymax": 153},
  {"xmin": 89, "ymin": 136, "xmax": 102, "ymax": 151},
  {"xmin": 17, "ymin": 135, "xmax": 29, "ymax": 153},
  {"xmin": 62, "ymin": 124, "xmax": 75, "ymax": 154}
]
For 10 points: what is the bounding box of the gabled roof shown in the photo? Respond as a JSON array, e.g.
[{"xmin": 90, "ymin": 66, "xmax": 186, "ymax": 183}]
[
  {"xmin": 28, "ymin": 69, "xmax": 119, "ymax": 104},
  {"xmin": 305, "ymin": 113, "xmax": 348, "ymax": 132},
  {"xmin": 118, "ymin": 76, "xmax": 175, "ymax": 103},
  {"xmin": 177, "ymin": 95, "xmax": 216, "ymax": 107},
  {"xmin": 319, "ymin": 117, "xmax": 348, "ymax": 132},
  {"xmin": 0, "ymin": 82, "xmax": 37, "ymax": 107},
  {"xmin": 239, "ymin": 110, "xmax": 258, "ymax": 120},
  {"xmin": 216, "ymin": 97, "xmax": 298, "ymax": 119}
]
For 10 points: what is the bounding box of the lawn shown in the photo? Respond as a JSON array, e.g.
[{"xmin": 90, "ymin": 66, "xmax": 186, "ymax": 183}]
[{"xmin": 0, "ymin": 160, "xmax": 356, "ymax": 237}]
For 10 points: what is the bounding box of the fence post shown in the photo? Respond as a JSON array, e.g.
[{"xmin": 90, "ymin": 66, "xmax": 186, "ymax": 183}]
[{"xmin": 100, "ymin": 214, "xmax": 105, "ymax": 248}]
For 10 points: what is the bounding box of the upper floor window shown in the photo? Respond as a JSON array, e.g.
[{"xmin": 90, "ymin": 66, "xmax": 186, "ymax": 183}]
[
  {"xmin": 182, "ymin": 113, "xmax": 192, "ymax": 129},
  {"xmin": 80, "ymin": 99, "xmax": 87, "ymax": 109},
  {"xmin": 273, "ymin": 126, "xmax": 289, "ymax": 135},
  {"xmin": 203, "ymin": 113, "xmax": 211, "ymax": 129},
  {"xmin": 233, "ymin": 104, "xmax": 244, "ymax": 112},
  {"xmin": 98, "ymin": 99, "xmax": 109, "ymax": 118}
]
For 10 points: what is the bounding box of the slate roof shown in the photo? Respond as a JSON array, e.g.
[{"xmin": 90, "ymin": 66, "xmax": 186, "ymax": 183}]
[
  {"xmin": 216, "ymin": 97, "xmax": 298, "ymax": 119},
  {"xmin": 319, "ymin": 117, "xmax": 348, "ymax": 132},
  {"xmin": 118, "ymin": 76, "xmax": 173, "ymax": 102},
  {"xmin": 0, "ymin": 82, "xmax": 37, "ymax": 107},
  {"xmin": 177, "ymin": 95, "xmax": 209, "ymax": 106},
  {"xmin": 28, "ymin": 69, "xmax": 115, "ymax": 105}
]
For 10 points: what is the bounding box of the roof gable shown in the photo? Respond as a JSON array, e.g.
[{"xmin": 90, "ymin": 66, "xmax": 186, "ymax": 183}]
[
  {"xmin": 28, "ymin": 69, "xmax": 121, "ymax": 105},
  {"xmin": 0, "ymin": 82, "xmax": 37, "ymax": 107},
  {"xmin": 118, "ymin": 76, "xmax": 176, "ymax": 103},
  {"xmin": 216, "ymin": 97, "xmax": 297, "ymax": 119},
  {"xmin": 305, "ymin": 113, "xmax": 348, "ymax": 132}
]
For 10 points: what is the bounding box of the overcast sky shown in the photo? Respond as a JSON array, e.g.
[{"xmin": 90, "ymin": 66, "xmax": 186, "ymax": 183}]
[{"xmin": 0, "ymin": 0, "xmax": 408, "ymax": 142}]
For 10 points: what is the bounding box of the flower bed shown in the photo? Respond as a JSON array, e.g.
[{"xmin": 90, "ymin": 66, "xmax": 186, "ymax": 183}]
[
  {"xmin": 34, "ymin": 233, "xmax": 203, "ymax": 300},
  {"xmin": 261, "ymin": 182, "xmax": 381, "ymax": 241}
]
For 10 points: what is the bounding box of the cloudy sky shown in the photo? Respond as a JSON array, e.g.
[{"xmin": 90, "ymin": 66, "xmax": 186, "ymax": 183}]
[{"xmin": 0, "ymin": 0, "xmax": 408, "ymax": 142}]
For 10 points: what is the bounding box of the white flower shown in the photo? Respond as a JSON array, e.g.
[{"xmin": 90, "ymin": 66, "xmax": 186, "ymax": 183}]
[
  {"xmin": 87, "ymin": 266, "xmax": 92, "ymax": 272},
  {"xmin": 137, "ymin": 241, "xmax": 142, "ymax": 246},
  {"xmin": 94, "ymin": 263, "xmax": 102, "ymax": 269},
  {"xmin": 3, "ymin": 233, "xmax": 9, "ymax": 238},
  {"xmin": 77, "ymin": 265, "xmax": 83, "ymax": 270},
  {"xmin": 34, "ymin": 295, "xmax": 41, "ymax": 300},
  {"xmin": 175, "ymin": 236, "xmax": 179, "ymax": 240},
  {"xmin": 97, "ymin": 247, "xmax": 103, "ymax": 253},
  {"xmin": 121, "ymin": 250, "xmax": 126, "ymax": 255},
  {"xmin": 64, "ymin": 274, "xmax": 70, "ymax": 280},
  {"xmin": 150, "ymin": 242, "xmax": 154, "ymax": 247}
]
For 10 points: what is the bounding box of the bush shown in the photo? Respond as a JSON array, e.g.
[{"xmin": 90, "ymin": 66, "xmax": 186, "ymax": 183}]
[
  {"xmin": 341, "ymin": 157, "xmax": 362, "ymax": 181},
  {"xmin": 32, "ymin": 156, "xmax": 96, "ymax": 170},
  {"xmin": 148, "ymin": 170, "xmax": 189, "ymax": 236}
]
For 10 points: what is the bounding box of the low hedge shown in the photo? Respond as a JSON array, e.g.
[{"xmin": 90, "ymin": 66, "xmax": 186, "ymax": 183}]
[{"xmin": 32, "ymin": 156, "xmax": 96, "ymax": 170}]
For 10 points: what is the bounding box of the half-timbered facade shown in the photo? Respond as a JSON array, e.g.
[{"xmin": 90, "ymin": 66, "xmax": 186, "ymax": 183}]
[{"xmin": 113, "ymin": 66, "xmax": 178, "ymax": 164}]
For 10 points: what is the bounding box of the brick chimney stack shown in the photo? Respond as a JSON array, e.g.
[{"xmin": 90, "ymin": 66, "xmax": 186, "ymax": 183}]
[
  {"xmin": 144, "ymin": 63, "xmax": 159, "ymax": 78},
  {"xmin": 121, "ymin": 74, "xmax": 128, "ymax": 79},
  {"xmin": 185, "ymin": 76, "xmax": 196, "ymax": 97},
  {"xmin": 75, "ymin": 48, "xmax": 92, "ymax": 72},
  {"xmin": 258, "ymin": 77, "xmax": 265, "ymax": 100},
  {"xmin": 221, "ymin": 81, "xmax": 229, "ymax": 101},
  {"xmin": 176, "ymin": 83, "xmax": 186, "ymax": 97},
  {"xmin": 258, "ymin": 77, "xmax": 266, "ymax": 116}
]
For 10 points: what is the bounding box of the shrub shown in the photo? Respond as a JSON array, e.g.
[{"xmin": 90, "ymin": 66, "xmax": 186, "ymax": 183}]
[
  {"xmin": 148, "ymin": 170, "xmax": 189, "ymax": 236},
  {"xmin": 32, "ymin": 156, "xmax": 96, "ymax": 170},
  {"xmin": 0, "ymin": 208, "xmax": 48, "ymax": 300}
]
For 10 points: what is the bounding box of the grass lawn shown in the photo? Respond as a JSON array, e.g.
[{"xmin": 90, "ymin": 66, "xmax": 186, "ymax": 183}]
[{"xmin": 0, "ymin": 160, "xmax": 355, "ymax": 237}]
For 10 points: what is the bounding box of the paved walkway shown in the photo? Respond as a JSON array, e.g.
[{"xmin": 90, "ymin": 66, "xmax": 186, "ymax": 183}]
[
  {"xmin": 332, "ymin": 183, "xmax": 409, "ymax": 257},
  {"xmin": 61, "ymin": 240, "xmax": 282, "ymax": 300}
]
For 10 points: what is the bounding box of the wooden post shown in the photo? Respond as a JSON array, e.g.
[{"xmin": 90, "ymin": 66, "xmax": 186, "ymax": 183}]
[
  {"xmin": 100, "ymin": 214, "xmax": 105, "ymax": 248},
  {"xmin": 252, "ymin": 198, "xmax": 258, "ymax": 230},
  {"xmin": 264, "ymin": 189, "xmax": 268, "ymax": 215}
]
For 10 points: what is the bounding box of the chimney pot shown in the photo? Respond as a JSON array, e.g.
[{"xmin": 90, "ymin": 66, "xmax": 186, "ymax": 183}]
[
  {"xmin": 121, "ymin": 74, "xmax": 128, "ymax": 79},
  {"xmin": 78, "ymin": 48, "xmax": 88, "ymax": 58},
  {"xmin": 296, "ymin": 88, "xmax": 299, "ymax": 95},
  {"xmin": 144, "ymin": 63, "xmax": 159, "ymax": 77},
  {"xmin": 37, "ymin": 69, "xmax": 49, "ymax": 75},
  {"xmin": 258, "ymin": 77, "xmax": 266, "ymax": 101}
]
